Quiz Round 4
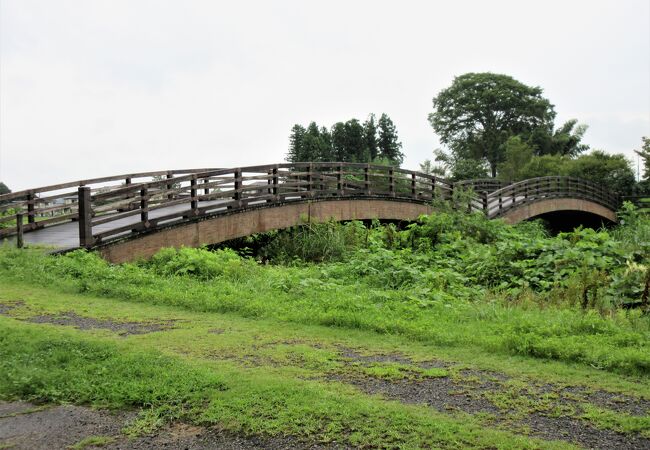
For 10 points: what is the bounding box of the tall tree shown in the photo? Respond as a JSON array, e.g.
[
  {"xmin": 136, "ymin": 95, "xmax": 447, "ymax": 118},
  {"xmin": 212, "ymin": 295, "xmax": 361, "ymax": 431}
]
[
  {"xmin": 363, "ymin": 114, "xmax": 379, "ymax": 160},
  {"xmin": 344, "ymin": 119, "xmax": 366, "ymax": 162},
  {"xmin": 286, "ymin": 124, "xmax": 306, "ymax": 162},
  {"xmin": 377, "ymin": 113, "xmax": 404, "ymax": 165},
  {"xmin": 318, "ymin": 126, "xmax": 334, "ymax": 161},
  {"xmin": 331, "ymin": 122, "xmax": 347, "ymax": 161},
  {"xmin": 635, "ymin": 136, "xmax": 650, "ymax": 180},
  {"xmin": 428, "ymin": 72, "xmax": 556, "ymax": 177},
  {"xmin": 301, "ymin": 122, "xmax": 332, "ymax": 161}
]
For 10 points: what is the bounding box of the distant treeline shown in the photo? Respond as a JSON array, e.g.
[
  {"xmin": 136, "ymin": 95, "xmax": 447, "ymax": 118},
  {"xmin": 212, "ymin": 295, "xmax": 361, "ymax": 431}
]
[{"xmin": 286, "ymin": 113, "xmax": 404, "ymax": 166}]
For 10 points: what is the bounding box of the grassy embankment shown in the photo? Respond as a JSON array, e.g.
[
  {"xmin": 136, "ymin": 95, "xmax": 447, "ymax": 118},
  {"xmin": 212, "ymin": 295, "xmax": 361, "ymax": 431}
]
[{"xmin": 1, "ymin": 204, "xmax": 649, "ymax": 448}]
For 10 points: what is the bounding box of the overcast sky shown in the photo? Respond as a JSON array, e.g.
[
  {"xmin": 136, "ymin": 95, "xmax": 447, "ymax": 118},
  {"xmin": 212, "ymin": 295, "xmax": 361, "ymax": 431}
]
[{"xmin": 1, "ymin": 0, "xmax": 649, "ymax": 190}]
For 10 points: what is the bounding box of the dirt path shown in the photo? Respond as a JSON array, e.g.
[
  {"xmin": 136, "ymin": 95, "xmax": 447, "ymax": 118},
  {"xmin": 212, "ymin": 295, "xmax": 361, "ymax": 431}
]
[
  {"xmin": 332, "ymin": 349, "xmax": 650, "ymax": 450},
  {"xmin": 0, "ymin": 401, "xmax": 341, "ymax": 450}
]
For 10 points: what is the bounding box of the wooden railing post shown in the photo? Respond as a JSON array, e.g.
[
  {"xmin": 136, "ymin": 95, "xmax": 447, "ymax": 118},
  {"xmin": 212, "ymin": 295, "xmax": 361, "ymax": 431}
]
[
  {"xmin": 78, "ymin": 186, "xmax": 93, "ymax": 247},
  {"xmin": 272, "ymin": 166, "xmax": 279, "ymax": 199},
  {"xmin": 125, "ymin": 177, "xmax": 134, "ymax": 200},
  {"xmin": 307, "ymin": 163, "xmax": 314, "ymax": 197},
  {"xmin": 190, "ymin": 176, "xmax": 198, "ymax": 213},
  {"xmin": 26, "ymin": 192, "xmax": 35, "ymax": 224},
  {"xmin": 166, "ymin": 171, "xmax": 174, "ymax": 200},
  {"xmin": 482, "ymin": 191, "xmax": 488, "ymax": 215},
  {"xmin": 140, "ymin": 187, "xmax": 149, "ymax": 225},
  {"xmin": 203, "ymin": 178, "xmax": 210, "ymax": 195},
  {"xmin": 364, "ymin": 164, "xmax": 370, "ymax": 195},
  {"xmin": 233, "ymin": 168, "xmax": 242, "ymax": 205},
  {"xmin": 16, "ymin": 213, "xmax": 23, "ymax": 248},
  {"xmin": 337, "ymin": 164, "xmax": 343, "ymax": 195},
  {"xmin": 389, "ymin": 168, "xmax": 395, "ymax": 197},
  {"xmin": 430, "ymin": 176, "xmax": 436, "ymax": 200},
  {"xmin": 411, "ymin": 173, "xmax": 416, "ymax": 198}
]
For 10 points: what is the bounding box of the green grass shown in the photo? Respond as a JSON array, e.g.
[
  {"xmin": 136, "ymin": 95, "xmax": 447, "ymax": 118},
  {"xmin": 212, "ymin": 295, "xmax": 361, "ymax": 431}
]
[
  {"xmin": 1, "ymin": 247, "xmax": 648, "ymax": 377},
  {"xmin": 68, "ymin": 436, "xmax": 116, "ymax": 449},
  {"xmin": 0, "ymin": 316, "xmax": 567, "ymax": 449},
  {"xmin": 2, "ymin": 210, "xmax": 650, "ymax": 449},
  {"xmin": 0, "ymin": 282, "xmax": 648, "ymax": 448}
]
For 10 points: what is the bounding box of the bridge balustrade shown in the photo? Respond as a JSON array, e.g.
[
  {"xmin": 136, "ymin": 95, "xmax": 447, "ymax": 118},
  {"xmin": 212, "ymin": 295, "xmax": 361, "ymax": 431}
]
[{"xmin": 0, "ymin": 163, "xmax": 623, "ymax": 249}]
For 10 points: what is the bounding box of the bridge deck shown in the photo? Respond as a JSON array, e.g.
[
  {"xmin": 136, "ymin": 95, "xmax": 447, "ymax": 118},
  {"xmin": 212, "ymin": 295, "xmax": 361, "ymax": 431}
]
[
  {"xmin": 2, "ymin": 194, "xmax": 545, "ymax": 250},
  {"xmin": 5, "ymin": 199, "xmax": 228, "ymax": 250}
]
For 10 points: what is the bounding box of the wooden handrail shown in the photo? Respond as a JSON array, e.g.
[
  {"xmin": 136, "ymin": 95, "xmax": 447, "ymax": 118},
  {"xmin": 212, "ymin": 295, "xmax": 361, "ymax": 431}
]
[{"xmin": 0, "ymin": 163, "xmax": 624, "ymax": 247}]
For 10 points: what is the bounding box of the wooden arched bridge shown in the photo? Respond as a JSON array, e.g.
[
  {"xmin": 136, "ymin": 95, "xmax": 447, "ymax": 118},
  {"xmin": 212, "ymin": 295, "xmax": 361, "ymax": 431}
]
[{"xmin": 0, "ymin": 162, "xmax": 621, "ymax": 262}]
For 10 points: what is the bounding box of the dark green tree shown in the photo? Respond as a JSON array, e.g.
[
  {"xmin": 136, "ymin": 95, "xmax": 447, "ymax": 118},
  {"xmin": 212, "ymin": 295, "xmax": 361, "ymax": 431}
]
[
  {"xmin": 286, "ymin": 114, "xmax": 403, "ymax": 165},
  {"xmin": 528, "ymin": 119, "xmax": 589, "ymax": 157},
  {"xmin": 363, "ymin": 114, "xmax": 379, "ymax": 160},
  {"xmin": 318, "ymin": 126, "xmax": 334, "ymax": 161},
  {"xmin": 286, "ymin": 124, "xmax": 307, "ymax": 162},
  {"xmin": 302, "ymin": 122, "xmax": 328, "ymax": 161},
  {"xmin": 429, "ymin": 72, "xmax": 556, "ymax": 177},
  {"xmin": 497, "ymin": 136, "xmax": 534, "ymax": 182},
  {"xmin": 564, "ymin": 150, "xmax": 635, "ymax": 194},
  {"xmin": 0, "ymin": 182, "xmax": 10, "ymax": 196},
  {"xmin": 518, "ymin": 154, "xmax": 568, "ymax": 179},
  {"xmin": 331, "ymin": 122, "xmax": 347, "ymax": 161},
  {"xmin": 344, "ymin": 119, "xmax": 366, "ymax": 162},
  {"xmin": 377, "ymin": 113, "xmax": 404, "ymax": 165}
]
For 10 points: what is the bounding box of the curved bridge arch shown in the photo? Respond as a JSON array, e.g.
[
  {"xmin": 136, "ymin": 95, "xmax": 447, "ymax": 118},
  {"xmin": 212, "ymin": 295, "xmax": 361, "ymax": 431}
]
[
  {"xmin": 0, "ymin": 164, "xmax": 623, "ymax": 262},
  {"xmin": 498, "ymin": 198, "xmax": 617, "ymax": 225},
  {"xmin": 98, "ymin": 198, "xmax": 432, "ymax": 263}
]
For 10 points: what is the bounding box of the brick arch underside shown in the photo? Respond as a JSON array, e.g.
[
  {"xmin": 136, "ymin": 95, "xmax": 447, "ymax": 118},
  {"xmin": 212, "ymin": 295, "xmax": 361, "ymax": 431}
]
[
  {"xmin": 499, "ymin": 198, "xmax": 617, "ymax": 225},
  {"xmin": 98, "ymin": 199, "xmax": 433, "ymax": 263}
]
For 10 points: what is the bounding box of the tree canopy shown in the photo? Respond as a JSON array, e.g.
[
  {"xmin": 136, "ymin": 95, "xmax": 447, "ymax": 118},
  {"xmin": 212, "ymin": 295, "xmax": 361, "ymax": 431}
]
[
  {"xmin": 0, "ymin": 182, "xmax": 10, "ymax": 196},
  {"xmin": 286, "ymin": 114, "xmax": 404, "ymax": 165},
  {"xmin": 497, "ymin": 149, "xmax": 636, "ymax": 194},
  {"xmin": 429, "ymin": 72, "xmax": 556, "ymax": 177}
]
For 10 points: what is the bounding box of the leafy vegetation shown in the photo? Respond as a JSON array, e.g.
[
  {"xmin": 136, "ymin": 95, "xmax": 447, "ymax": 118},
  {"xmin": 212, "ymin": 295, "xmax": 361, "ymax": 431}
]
[
  {"xmin": 425, "ymin": 72, "xmax": 640, "ymax": 196},
  {"xmin": 2, "ymin": 195, "xmax": 650, "ymax": 446},
  {"xmin": 2, "ymin": 205, "xmax": 650, "ymax": 378}
]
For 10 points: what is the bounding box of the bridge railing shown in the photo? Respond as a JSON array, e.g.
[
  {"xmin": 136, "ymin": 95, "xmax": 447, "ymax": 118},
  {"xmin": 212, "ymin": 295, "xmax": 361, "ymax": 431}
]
[
  {"xmin": 14, "ymin": 162, "xmax": 451, "ymax": 247},
  {"xmin": 0, "ymin": 164, "xmax": 623, "ymax": 248},
  {"xmin": 484, "ymin": 176, "xmax": 620, "ymax": 218},
  {"xmin": 0, "ymin": 168, "xmax": 222, "ymax": 239}
]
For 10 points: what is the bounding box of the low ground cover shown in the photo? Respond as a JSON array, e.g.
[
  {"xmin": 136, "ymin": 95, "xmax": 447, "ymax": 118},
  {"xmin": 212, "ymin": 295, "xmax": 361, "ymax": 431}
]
[{"xmin": 1, "ymin": 205, "xmax": 649, "ymax": 448}]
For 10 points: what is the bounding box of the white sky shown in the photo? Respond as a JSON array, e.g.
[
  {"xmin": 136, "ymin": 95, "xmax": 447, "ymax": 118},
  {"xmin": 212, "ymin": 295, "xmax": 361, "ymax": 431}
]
[{"xmin": 1, "ymin": 0, "xmax": 649, "ymax": 191}]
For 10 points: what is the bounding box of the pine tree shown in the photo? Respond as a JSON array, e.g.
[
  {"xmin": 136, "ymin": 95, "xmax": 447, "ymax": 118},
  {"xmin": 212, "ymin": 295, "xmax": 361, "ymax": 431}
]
[
  {"xmin": 331, "ymin": 122, "xmax": 347, "ymax": 162},
  {"xmin": 377, "ymin": 113, "xmax": 404, "ymax": 165},
  {"xmin": 302, "ymin": 122, "xmax": 325, "ymax": 161},
  {"xmin": 319, "ymin": 126, "xmax": 334, "ymax": 161},
  {"xmin": 344, "ymin": 119, "xmax": 366, "ymax": 162},
  {"xmin": 287, "ymin": 124, "xmax": 306, "ymax": 162},
  {"xmin": 363, "ymin": 114, "xmax": 379, "ymax": 160}
]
